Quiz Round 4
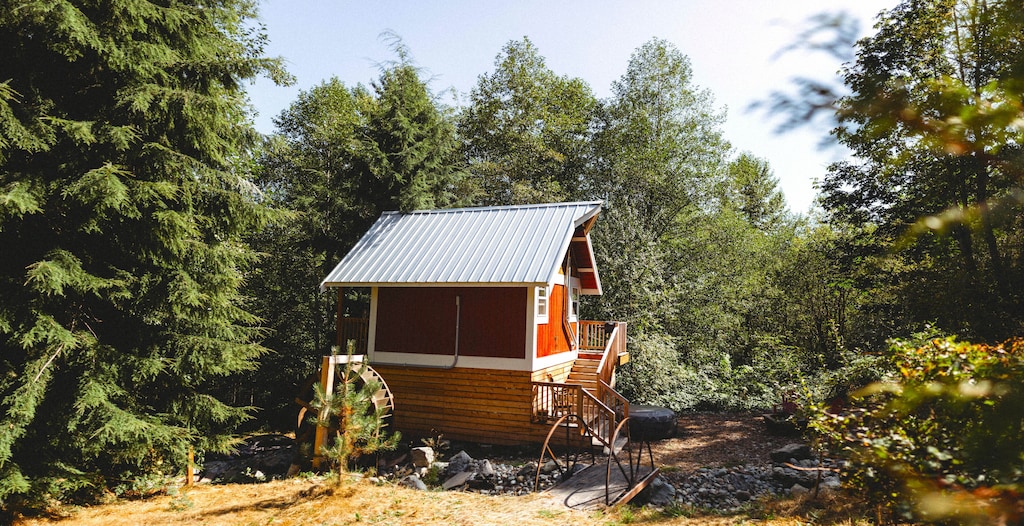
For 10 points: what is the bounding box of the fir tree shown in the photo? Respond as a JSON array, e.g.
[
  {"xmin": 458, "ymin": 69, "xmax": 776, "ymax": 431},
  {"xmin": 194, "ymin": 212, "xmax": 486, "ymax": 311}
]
[{"xmin": 0, "ymin": 0, "xmax": 287, "ymax": 508}]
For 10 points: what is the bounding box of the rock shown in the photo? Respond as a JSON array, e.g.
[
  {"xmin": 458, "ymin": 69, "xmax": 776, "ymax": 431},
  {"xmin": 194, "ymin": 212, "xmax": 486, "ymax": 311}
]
[
  {"xmin": 446, "ymin": 450, "xmax": 473, "ymax": 476},
  {"xmin": 516, "ymin": 463, "xmax": 537, "ymax": 478},
  {"xmin": 640, "ymin": 476, "xmax": 676, "ymax": 507},
  {"xmin": 401, "ymin": 474, "xmax": 427, "ymax": 491},
  {"xmin": 770, "ymin": 443, "xmax": 814, "ymax": 463},
  {"xmin": 735, "ymin": 490, "xmax": 751, "ymax": 501},
  {"xmin": 772, "ymin": 466, "xmax": 817, "ymax": 488},
  {"xmin": 410, "ymin": 446, "xmax": 434, "ymax": 468},
  {"xmin": 822, "ymin": 476, "xmax": 842, "ymax": 489},
  {"xmin": 790, "ymin": 483, "xmax": 810, "ymax": 495},
  {"xmin": 479, "ymin": 459, "xmax": 496, "ymax": 477},
  {"xmin": 467, "ymin": 478, "xmax": 495, "ymax": 491},
  {"xmin": 442, "ymin": 470, "xmax": 474, "ymax": 490},
  {"xmin": 541, "ymin": 460, "xmax": 559, "ymax": 474}
]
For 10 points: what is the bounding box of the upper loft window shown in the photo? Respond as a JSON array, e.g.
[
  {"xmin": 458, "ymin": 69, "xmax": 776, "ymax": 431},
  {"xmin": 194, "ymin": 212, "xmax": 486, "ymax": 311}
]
[{"xmin": 536, "ymin": 286, "xmax": 549, "ymax": 324}]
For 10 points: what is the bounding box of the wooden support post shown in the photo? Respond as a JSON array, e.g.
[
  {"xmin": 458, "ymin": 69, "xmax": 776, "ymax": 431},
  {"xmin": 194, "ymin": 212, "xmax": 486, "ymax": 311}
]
[
  {"xmin": 336, "ymin": 287, "xmax": 345, "ymax": 348},
  {"xmin": 312, "ymin": 355, "xmax": 336, "ymax": 469},
  {"xmin": 186, "ymin": 446, "xmax": 194, "ymax": 486}
]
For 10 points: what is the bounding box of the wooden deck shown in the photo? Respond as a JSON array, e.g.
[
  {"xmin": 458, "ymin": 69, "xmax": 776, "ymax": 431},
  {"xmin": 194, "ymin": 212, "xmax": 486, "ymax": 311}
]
[{"xmin": 546, "ymin": 463, "xmax": 659, "ymax": 509}]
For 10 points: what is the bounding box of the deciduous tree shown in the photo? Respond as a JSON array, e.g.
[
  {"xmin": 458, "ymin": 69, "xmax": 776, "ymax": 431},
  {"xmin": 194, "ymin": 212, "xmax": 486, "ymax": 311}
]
[{"xmin": 460, "ymin": 38, "xmax": 598, "ymax": 205}]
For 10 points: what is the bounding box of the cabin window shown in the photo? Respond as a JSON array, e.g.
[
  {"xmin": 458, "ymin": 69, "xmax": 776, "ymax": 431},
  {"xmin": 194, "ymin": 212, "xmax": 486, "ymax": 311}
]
[
  {"xmin": 536, "ymin": 286, "xmax": 549, "ymax": 323},
  {"xmin": 569, "ymin": 286, "xmax": 580, "ymax": 322}
]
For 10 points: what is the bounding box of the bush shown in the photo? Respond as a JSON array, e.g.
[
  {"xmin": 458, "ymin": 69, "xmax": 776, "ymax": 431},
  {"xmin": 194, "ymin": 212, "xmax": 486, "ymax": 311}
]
[{"xmin": 810, "ymin": 336, "xmax": 1024, "ymax": 524}]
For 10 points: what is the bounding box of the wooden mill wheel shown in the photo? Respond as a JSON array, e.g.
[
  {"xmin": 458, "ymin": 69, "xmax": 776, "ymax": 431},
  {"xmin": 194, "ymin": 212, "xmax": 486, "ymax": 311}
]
[{"xmin": 292, "ymin": 355, "xmax": 395, "ymax": 470}]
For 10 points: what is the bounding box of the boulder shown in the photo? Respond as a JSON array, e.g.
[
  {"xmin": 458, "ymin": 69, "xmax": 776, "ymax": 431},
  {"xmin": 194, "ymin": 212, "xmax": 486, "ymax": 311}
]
[
  {"xmin": 410, "ymin": 446, "xmax": 434, "ymax": 468},
  {"xmin": 400, "ymin": 474, "xmax": 427, "ymax": 491},
  {"xmin": 442, "ymin": 470, "xmax": 474, "ymax": 490},
  {"xmin": 640, "ymin": 476, "xmax": 677, "ymax": 507},
  {"xmin": 446, "ymin": 450, "xmax": 473, "ymax": 476},
  {"xmin": 770, "ymin": 443, "xmax": 814, "ymax": 463}
]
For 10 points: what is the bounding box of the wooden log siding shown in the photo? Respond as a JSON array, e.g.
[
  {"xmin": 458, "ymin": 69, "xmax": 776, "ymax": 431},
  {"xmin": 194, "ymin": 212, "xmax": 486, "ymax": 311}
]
[{"xmin": 372, "ymin": 362, "xmax": 576, "ymax": 445}]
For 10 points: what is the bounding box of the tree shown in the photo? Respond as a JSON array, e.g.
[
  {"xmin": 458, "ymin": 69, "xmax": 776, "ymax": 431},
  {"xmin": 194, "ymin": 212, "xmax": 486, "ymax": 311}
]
[
  {"xmin": 247, "ymin": 50, "xmax": 468, "ymax": 427},
  {"xmin": 587, "ymin": 38, "xmax": 730, "ymax": 334},
  {"xmin": 821, "ymin": 0, "xmax": 1024, "ymax": 339},
  {"xmin": 460, "ymin": 38, "xmax": 598, "ymax": 205},
  {"xmin": 720, "ymin": 153, "xmax": 788, "ymax": 231},
  {"xmin": 308, "ymin": 355, "xmax": 400, "ymax": 477},
  {"xmin": 0, "ymin": 0, "xmax": 286, "ymax": 508}
]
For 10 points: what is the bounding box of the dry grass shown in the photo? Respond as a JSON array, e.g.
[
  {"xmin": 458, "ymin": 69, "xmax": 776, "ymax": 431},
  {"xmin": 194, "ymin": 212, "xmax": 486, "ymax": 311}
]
[
  {"xmin": 13, "ymin": 476, "xmax": 873, "ymax": 526},
  {"xmin": 16, "ymin": 477, "xmax": 597, "ymax": 526},
  {"xmin": 14, "ymin": 413, "xmax": 876, "ymax": 525}
]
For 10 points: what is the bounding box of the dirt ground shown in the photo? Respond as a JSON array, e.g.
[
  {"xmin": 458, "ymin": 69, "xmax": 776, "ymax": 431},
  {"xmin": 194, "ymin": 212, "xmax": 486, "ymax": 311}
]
[
  {"xmin": 650, "ymin": 412, "xmax": 801, "ymax": 471},
  {"xmin": 15, "ymin": 413, "xmax": 823, "ymax": 526}
]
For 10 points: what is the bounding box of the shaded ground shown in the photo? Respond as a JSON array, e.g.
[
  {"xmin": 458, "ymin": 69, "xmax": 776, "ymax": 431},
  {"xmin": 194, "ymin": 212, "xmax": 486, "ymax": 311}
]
[{"xmin": 650, "ymin": 412, "xmax": 800, "ymax": 472}]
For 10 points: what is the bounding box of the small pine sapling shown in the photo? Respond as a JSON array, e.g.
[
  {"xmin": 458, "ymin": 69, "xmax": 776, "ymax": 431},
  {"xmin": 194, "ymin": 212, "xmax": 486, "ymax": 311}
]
[{"xmin": 308, "ymin": 353, "xmax": 400, "ymax": 478}]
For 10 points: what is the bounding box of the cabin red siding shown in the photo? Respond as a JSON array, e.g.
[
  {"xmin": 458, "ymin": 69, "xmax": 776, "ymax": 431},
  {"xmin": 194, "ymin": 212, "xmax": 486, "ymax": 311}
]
[
  {"xmin": 375, "ymin": 287, "xmax": 527, "ymax": 359},
  {"xmin": 536, "ymin": 284, "xmax": 574, "ymax": 358}
]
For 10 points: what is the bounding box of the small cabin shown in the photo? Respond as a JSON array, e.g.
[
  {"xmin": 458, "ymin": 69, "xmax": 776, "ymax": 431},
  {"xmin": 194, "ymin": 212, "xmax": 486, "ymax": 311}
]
[{"xmin": 321, "ymin": 201, "xmax": 628, "ymax": 445}]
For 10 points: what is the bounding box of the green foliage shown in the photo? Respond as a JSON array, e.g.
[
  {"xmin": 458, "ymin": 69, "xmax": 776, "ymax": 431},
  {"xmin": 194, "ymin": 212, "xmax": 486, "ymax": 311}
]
[
  {"xmin": 247, "ymin": 47, "xmax": 469, "ymax": 428},
  {"xmin": 821, "ymin": 0, "xmax": 1024, "ymax": 341},
  {"xmin": 459, "ymin": 37, "xmax": 597, "ymax": 205},
  {"xmin": 811, "ymin": 336, "xmax": 1024, "ymax": 524},
  {"xmin": 0, "ymin": 0, "xmax": 285, "ymax": 510},
  {"xmin": 308, "ymin": 355, "xmax": 400, "ymax": 477}
]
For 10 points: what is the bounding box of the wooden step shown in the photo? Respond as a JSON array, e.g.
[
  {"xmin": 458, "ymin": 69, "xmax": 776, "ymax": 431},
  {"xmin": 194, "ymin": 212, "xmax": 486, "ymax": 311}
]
[
  {"xmin": 573, "ymin": 359, "xmax": 600, "ymax": 369},
  {"xmin": 566, "ymin": 377, "xmax": 597, "ymax": 388}
]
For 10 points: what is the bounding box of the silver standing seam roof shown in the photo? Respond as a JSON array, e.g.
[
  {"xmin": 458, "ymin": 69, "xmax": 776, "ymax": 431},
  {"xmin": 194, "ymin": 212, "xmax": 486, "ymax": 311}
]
[{"xmin": 321, "ymin": 201, "xmax": 603, "ymax": 288}]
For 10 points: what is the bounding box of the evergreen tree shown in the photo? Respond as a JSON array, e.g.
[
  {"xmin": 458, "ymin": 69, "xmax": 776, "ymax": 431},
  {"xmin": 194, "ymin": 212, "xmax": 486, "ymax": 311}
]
[
  {"xmin": 0, "ymin": 0, "xmax": 286, "ymax": 507},
  {"xmin": 721, "ymin": 153, "xmax": 788, "ymax": 231},
  {"xmin": 308, "ymin": 355, "xmax": 400, "ymax": 477},
  {"xmin": 247, "ymin": 50, "xmax": 467, "ymax": 427}
]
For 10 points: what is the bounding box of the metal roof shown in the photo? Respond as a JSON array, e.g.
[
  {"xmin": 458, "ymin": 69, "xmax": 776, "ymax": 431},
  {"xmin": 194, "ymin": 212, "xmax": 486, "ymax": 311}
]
[{"xmin": 321, "ymin": 201, "xmax": 603, "ymax": 288}]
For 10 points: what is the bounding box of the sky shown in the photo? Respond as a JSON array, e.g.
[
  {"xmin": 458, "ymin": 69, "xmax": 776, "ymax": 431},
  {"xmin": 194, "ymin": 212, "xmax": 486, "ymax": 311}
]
[{"xmin": 247, "ymin": 0, "xmax": 896, "ymax": 213}]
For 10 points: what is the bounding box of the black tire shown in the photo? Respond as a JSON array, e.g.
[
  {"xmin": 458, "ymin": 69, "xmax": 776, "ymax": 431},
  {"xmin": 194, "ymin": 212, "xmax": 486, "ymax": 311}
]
[{"xmin": 628, "ymin": 405, "xmax": 677, "ymax": 440}]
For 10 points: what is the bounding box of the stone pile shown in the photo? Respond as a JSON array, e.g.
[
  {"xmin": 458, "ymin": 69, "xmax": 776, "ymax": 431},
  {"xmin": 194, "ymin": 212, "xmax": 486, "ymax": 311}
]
[
  {"xmin": 392, "ymin": 448, "xmax": 565, "ymax": 496},
  {"xmin": 654, "ymin": 442, "xmax": 843, "ymax": 511},
  {"xmin": 193, "ymin": 434, "xmax": 845, "ymax": 514}
]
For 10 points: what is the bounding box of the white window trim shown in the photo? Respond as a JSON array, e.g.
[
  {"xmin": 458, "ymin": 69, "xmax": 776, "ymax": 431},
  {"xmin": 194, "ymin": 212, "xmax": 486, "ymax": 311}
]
[
  {"xmin": 535, "ymin": 285, "xmax": 549, "ymax": 324},
  {"xmin": 568, "ymin": 281, "xmax": 580, "ymax": 323}
]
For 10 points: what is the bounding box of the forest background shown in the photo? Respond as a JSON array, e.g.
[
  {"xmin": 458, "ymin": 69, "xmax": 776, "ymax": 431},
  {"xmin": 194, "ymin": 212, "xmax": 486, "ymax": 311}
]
[{"xmin": 0, "ymin": 0, "xmax": 1022, "ymax": 516}]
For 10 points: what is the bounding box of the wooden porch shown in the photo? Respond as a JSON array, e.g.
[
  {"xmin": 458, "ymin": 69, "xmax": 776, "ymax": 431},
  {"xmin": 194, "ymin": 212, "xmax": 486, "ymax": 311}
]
[{"xmin": 531, "ymin": 321, "xmax": 629, "ymax": 427}]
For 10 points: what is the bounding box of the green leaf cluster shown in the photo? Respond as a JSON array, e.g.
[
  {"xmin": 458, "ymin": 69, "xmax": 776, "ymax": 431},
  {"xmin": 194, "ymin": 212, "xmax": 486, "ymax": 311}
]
[
  {"xmin": 307, "ymin": 355, "xmax": 400, "ymax": 476},
  {"xmin": 810, "ymin": 336, "xmax": 1024, "ymax": 524},
  {"xmin": 244, "ymin": 48, "xmax": 470, "ymax": 428}
]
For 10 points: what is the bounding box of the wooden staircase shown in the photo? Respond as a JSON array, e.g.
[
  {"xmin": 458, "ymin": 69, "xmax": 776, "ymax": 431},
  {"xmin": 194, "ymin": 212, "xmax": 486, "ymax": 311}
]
[
  {"xmin": 532, "ymin": 322, "xmax": 657, "ymax": 508},
  {"xmin": 566, "ymin": 356, "xmax": 601, "ymax": 393}
]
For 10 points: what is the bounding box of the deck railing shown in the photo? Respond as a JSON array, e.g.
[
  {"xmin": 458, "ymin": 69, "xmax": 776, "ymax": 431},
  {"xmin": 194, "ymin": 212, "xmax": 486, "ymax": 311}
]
[
  {"xmin": 338, "ymin": 317, "xmax": 369, "ymax": 354},
  {"xmin": 599, "ymin": 379, "xmax": 628, "ymax": 420},
  {"xmin": 579, "ymin": 320, "xmax": 611, "ymax": 350},
  {"xmin": 592, "ymin": 321, "xmax": 626, "ymax": 388},
  {"xmin": 531, "ymin": 381, "xmax": 617, "ymax": 448}
]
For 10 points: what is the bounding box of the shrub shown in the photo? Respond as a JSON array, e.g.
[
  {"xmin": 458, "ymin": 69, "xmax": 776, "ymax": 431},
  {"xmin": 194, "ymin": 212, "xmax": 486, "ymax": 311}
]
[{"xmin": 809, "ymin": 336, "xmax": 1024, "ymax": 524}]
